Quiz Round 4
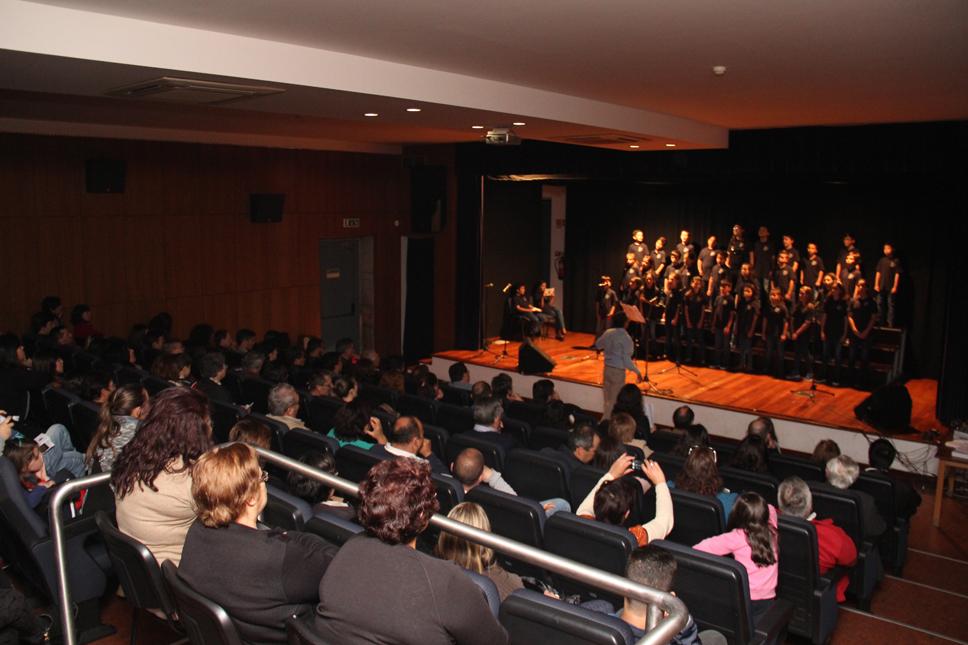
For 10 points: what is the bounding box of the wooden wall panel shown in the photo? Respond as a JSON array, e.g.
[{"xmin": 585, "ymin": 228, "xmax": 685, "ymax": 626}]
[{"xmin": 0, "ymin": 133, "xmax": 406, "ymax": 355}]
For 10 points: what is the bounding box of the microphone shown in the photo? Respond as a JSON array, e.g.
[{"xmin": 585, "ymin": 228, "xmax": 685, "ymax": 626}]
[
  {"xmin": 484, "ymin": 282, "xmax": 494, "ymax": 288},
  {"xmin": 501, "ymin": 283, "xmax": 513, "ymax": 294}
]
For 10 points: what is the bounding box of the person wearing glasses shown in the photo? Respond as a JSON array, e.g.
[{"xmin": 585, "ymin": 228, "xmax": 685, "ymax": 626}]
[{"xmin": 178, "ymin": 443, "xmax": 338, "ymax": 643}]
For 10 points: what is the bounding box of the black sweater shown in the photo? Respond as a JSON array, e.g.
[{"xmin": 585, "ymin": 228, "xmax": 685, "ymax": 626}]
[{"xmin": 314, "ymin": 535, "xmax": 508, "ymax": 645}]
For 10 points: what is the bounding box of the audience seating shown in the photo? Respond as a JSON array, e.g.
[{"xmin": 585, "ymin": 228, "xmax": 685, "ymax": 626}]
[
  {"xmin": 239, "ymin": 377, "xmax": 274, "ymax": 414},
  {"xmin": 286, "ymin": 615, "xmax": 330, "ymax": 645},
  {"xmin": 650, "ymin": 429, "xmax": 681, "ymax": 453},
  {"xmin": 246, "ymin": 412, "xmax": 288, "ymax": 449},
  {"xmin": 466, "ymin": 485, "xmax": 547, "ymax": 579},
  {"xmin": 395, "ymin": 393, "xmax": 437, "ymax": 424},
  {"xmin": 708, "ymin": 438, "xmax": 738, "ymax": 464},
  {"xmin": 67, "ymin": 399, "xmax": 100, "ymax": 454},
  {"xmin": 114, "ymin": 365, "xmax": 149, "ymax": 388},
  {"xmin": 95, "ymin": 512, "xmax": 182, "ymax": 641},
  {"xmin": 439, "ymin": 383, "xmax": 471, "ymax": 407},
  {"xmin": 666, "ymin": 488, "xmax": 726, "ymax": 547},
  {"xmin": 161, "ymin": 561, "xmax": 244, "ymax": 645},
  {"xmin": 422, "ymin": 423, "xmax": 449, "ymax": 462},
  {"xmin": 853, "ymin": 472, "xmax": 908, "ymax": 575},
  {"xmin": 543, "ymin": 512, "xmax": 637, "ymax": 608},
  {"xmin": 719, "ymin": 467, "xmax": 779, "ymax": 505},
  {"xmin": 432, "ymin": 473, "xmax": 464, "ymax": 516},
  {"xmin": 209, "ymin": 400, "xmax": 243, "ymax": 444},
  {"xmin": 359, "ymin": 383, "xmax": 399, "ymax": 408},
  {"xmin": 446, "ymin": 432, "xmax": 507, "ymax": 470},
  {"xmin": 769, "ymin": 454, "xmax": 825, "ymax": 483},
  {"xmin": 42, "ymin": 384, "xmax": 76, "ymax": 429},
  {"xmin": 304, "ymin": 512, "xmax": 364, "ymax": 547},
  {"xmin": 142, "ymin": 375, "xmax": 174, "ymax": 396},
  {"xmin": 263, "ymin": 486, "xmax": 315, "ymax": 531},
  {"xmin": 505, "ymin": 401, "xmax": 545, "ymax": 429},
  {"xmin": 435, "ymin": 402, "xmax": 475, "ymax": 434},
  {"xmin": 282, "ymin": 427, "xmax": 339, "ymax": 460},
  {"xmin": 501, "ymin": 416, "xmax": 532, "ymax": 448},
  {"xmin": 221, "ymin": 371, "xmax": 244, "ymax": 403},
  {"xmin": 807, "ymin": 483, "xmax": 883, "ymax": 611},
  {"xmin": 529, "ymin": 425, "xmax": 570, "ymax": 452},
  {"xmin": 335, "ymin": 445, "xmax": 387, "ymax": 484},
  {"xmin": 650, "ymin": 452, "xmax": 685, "ymax": 482},
  {"xmin": 504, "ymin": 450, "xmax": 571, "ymax": 504},
  {"xmin": 305, "ymin": 396, "xmax": 342, "ymax": 434},
  {"xmin": 500, "ymin": 589, "xmax": 635, "ymax": 645},
  {"xmin": 652, "ymin": 540, "xmax": 794, "ymax": 645},
  {"xmin": 776, "ymin": 515, "xmax": 841, "ymax": 645},
  {"xmin": 569, "ymin": 465, "xmax": 607, "ymax": 510},
  {"xmin": 464, "ymin": 570, "xmax": 502, "ymax": 618}
]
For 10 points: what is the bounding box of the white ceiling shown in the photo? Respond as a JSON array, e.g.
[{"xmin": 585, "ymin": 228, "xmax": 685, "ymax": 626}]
[{"xmin": 1, "ymin": 0, "xmax": 966, "ymax": 152}]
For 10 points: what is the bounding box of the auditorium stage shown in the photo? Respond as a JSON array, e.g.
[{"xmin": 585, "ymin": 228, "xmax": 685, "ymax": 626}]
[{"xmin": 430, "ymin": 332, "xmax": 944, "ymax": 475}]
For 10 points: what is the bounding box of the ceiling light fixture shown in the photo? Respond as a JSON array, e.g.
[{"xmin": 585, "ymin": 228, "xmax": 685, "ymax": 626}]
[
  {"xmin": 512, "ymin": 121, "xmax": 526, "ymax": 126},
  {"xmin": 406, "ymin": 107, "xmax": 421, "ymax": 112},
  {"xmin": 363, "ymin": 112, "xmax": 378, "ymax": 117},
  {"xmin": 629, "ymin": 144, "xmax": 640, "ymax": 149},
  {"xmin": 712, "ymin": 65, "xmax": 727, "ymax": 76},
  {"xmin": 665, "ymin": 143, "xmax": 677, "ymax": 147},
  {"xmin": 472, "ymin": 125, "xmax": 484, "ymax": 129}
]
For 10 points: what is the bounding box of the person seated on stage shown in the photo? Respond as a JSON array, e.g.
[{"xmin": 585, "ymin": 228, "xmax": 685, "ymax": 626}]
[
  {"xmin": 746, "ymin": 416, "xmax": 780, "ymax": 456},
  {"xmin": 471, "ymin": 380, "xmax": 492, "ymax": 405},
  {"xmin": 371, "ymin": 415, "xmax": 449, "ymax": 475},
  {"xmin": 470, "ymin": 397, "xmax": 520, "ymax": 453},
  {"xmin": 811, "ymin": 439, "xmax": 841, "ymax": 466},
  {"xmin": 266, "ymin": 383, "xmax": 308, "ymax": 431},
  {"xmin": 672, "ymin": 446, "xmax": 737, "ymax": 521},
  {"xmin": 531, "ymin": 280, "xmax": 566, "ymax": 340},
  {"xmin": 824, "ymin": 455, "xmax": 887, "ymax": 540},
  {"xmin": 448, "ymin": 361, "xmax": 472, "ymax": 390},
  {"xmin": 672, "ymin": 424, "xmax": 710, "ymax": 458},
  {"xmin": 778, "ymin": 476, "xmax": 856, "ymax": 602},
  {"xmin": 612, "ymin": 384, "xmax": 652, "ymax": 445},
  {"xmin": 178, "ymin": 443, "xmax": 338, "ymax": 644},
  {"xmin": 577, "ymin": 454, "xmax": 673, "ymax": 547},
  {"xmin": 452, "ymin": 447, "xmax": 570, "ymax": 516},
  {"xmin": 511, "ymin": 283, "xmax": 542, "ymax": 338},
  {"xmin": 729, "ymin": 434, "xmax": 769, "ymax": 474},
  {"xmin": 286, "ymin": 451, "xmax": 355, "ymax": 521},
  {"xmin": 866, "ymin": 439, "xmax": 922, "ymax": 520},
  {"xmin": 628, "ymin": 229, "xmax": 650, "ymax": 264},
  {"xmin": 490, "ymin": 372, "xmax": 523, "ymax": 404},
  {"xmin": 540, "ymin": 422, "xmax": 600, "ymax": 477}
]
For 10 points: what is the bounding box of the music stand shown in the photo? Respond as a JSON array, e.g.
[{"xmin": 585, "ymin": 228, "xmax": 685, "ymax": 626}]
[{"xmin": 621, "ymin": 303, "xmax": 667, "ymax": 393}]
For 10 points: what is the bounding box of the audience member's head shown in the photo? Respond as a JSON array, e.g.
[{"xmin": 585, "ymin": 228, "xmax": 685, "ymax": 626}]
[
  {"xmin": 379, "ymin": 370, "xmax": 405, "ymax": 393},
  {"xmin": 471, "ymin": 381, "xmax": 492, "ymax": 404},
  {"xmin": 228, "ymin": 418, "xmax": 273, "ymax": 450},
  {"xmin": 41, "ymin": 295, "xmax": 63, "ymax": 319},
  {"xmin": 70, "ymin": 304, "xmax": 92, "ymax": 327},
  {"xmin": 826, "ymin": 455, "xmax": 860, "ymax": 490},
  {"xmin": 491, "ymin": 373, "xmax": 514, "ymax": 401},
  {"xmin": 261, "ymin": 361, "xmax": 289, "ymax": 384},
  {"xmin": 389, "ymin": 416, "xmax": 425, "ymax": 451},
  {"xmin": 747, "ymin": 416, "xmax": 778, "ymax": 449},
  {"xmin": 672, "ymin": 405, "xmax": 695, "ymax": 430},
  {"xmin": 187, "ymin": 324, "xmax": 215, "ymax": 350},
  {"xmin": 675, "ymin": 446, "xmax": 722, "ymax": 496},
  {"xmin": 593, "ymin": 435, "xmax": 628, "ymax": 470},
  {"xmin": 111, "ymin": 387, "xmax": 213, "ymax": 499},
  {"xmin": 730, "ymin": 434, "xmax": 769, "ymax": 474},
  {"xmin": 672, "ymin": 424, "xmax": 710, "ymax": 457},
  {"xmin": 452, "ymin": 448, "xmax": 486, "ymax": 489},
  {"xmin": 148, "ymin": 312, "xmax": 173, "ymax": 336},
  {"xmin": 868, "ymin": 439, "xmax": 897, "ymax": 471},
  {"xmin": 727, "ymin": 492, "xmax": 776, "ymax": 566},
  {"xmin": 152, "ymin": 352, "xmax": 192, "ymax": 382},
  {"xmin": 777, "ymin": 476, "xmax": 813, "ymax": 518},
  {"xmin": 198, "ymin": 351, "xmax": 227, "ymax": 382},
  {"xmin": 435, "ymin": 502, "xmax": 495, "ymax": 574},
  {"xmin": 613, "ymin": 384, "xmax": 644, "ymax": 419},
  {"xmin": 267, "ymin": 383, "xmax": 300, "ymax": 417},
  {"xmin": 472, "ymin": 397, "xmax": 503, "ymax": 429},
  {"xmin": 213, "ymin": 329, "xmax": 232, "ymax": 350},
  {"xmin": 335, "ymin": 338, "xmax": 356, "ymax": 361},
  {"xmin": 241, "ymin": 351, "xmax": 266, "ymax": 376},
  {"xmin": 568, "ymin": 422, "xmax": 601, "ymax": 464},
  {"xmin": 532, "ymin": 379, "xmax": 557, "ymax": 404},
  {"xmin": 448, "ymin": 362, "xmax": 469, "ymax": 384},
  {"xmin": 608, "ymin": 412, "xmax": 637, "ymax": 445},
  {"xmin": 192, "ymin": 443, "xmax": 265, "ymax": 528},
  {"xmin": 287, "ymin": 451, "xmax": 337, "ymax": 505},
  {"xmin": 333, "ymin": 375, "xmax": 358, "ymax": 403},
  {"xmin": 308, "ymin": 371, "xmax": 335, "ymax": 398},
  {"xmin": 811, "ymin": 439, "xmax": 841, "ymax": 465},
  {"xmin": 331, "ymin": 403, "xmax": 373, "ymax": 443},
  {"xmin": 236, "ymin": 329, "xmax": 257, "ymax": 352},
  {"xmin": 86, "ymin": 383, "xmax": 148, "ymax": 466},
  {"xmin": 0, "ymin": 333, "xmax": 25, "ymax": 367},
  {"xmin": 625, "ymin": 545, "xmax": 677, "ymax": 616},
  {"xmin": 540, "ymin": 399, "xmax": 570, "ymax": 430},
  {"xmin": 358, "ymin": 459, "xmax": 438, "ymax": 545},
  {"xmin": 594, "ymin": 476, "xmax": 638, "ymax": 526}
]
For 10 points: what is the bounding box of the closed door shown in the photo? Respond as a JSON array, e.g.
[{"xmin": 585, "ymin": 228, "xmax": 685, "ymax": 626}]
[{"xmin": 320, "ymin": 239, "xmax": 360, "ymax": 349}]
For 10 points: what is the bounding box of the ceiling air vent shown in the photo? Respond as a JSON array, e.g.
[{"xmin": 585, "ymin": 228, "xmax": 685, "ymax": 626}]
[
  {"xmin": 553, "ymin": 134, "xmax": 648, "ymax": 146},
  {"xmin": 106, "ymin": 77, "xmax": 284, "ymax": 105}
]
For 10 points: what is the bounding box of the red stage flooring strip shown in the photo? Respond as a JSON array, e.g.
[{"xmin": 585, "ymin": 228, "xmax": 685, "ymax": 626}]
[{"xmin": 437, "ymin": 332, "xmax": 943, "ymax": 439}]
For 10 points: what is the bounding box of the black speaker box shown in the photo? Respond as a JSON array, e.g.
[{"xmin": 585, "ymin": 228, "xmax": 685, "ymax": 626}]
[
  {"xmin": 518, "ymin": 339, "xmax": 556, "ymax": 375},
  {"xmin": 249, "ymin": 193, "xmax": 285, "ymax": 223},
  {"xmin": 85, "ymin": 159, "xmax": 126, "ymax": 193},
  {"xmin": 854, "ymin": 381, "xmax": 913, "ymax": 434}
]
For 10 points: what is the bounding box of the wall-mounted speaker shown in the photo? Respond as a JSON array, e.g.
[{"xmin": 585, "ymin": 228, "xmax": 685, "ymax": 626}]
[
  {"xmin": 249, "ymin": 193, "xmax": 285, "ymax": 223},
  {"xmin": 85, "ymin": 159, "xmax": 126, "ymax": 193}
]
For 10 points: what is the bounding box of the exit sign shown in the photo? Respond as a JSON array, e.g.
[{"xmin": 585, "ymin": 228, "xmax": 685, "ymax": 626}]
[{"xmin": 342, "ymin": 217, "xmax": 361, "ymax": 229}]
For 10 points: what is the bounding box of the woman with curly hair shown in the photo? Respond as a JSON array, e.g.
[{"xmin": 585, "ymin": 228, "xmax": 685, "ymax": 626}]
[
  {"xmin": 672, "ymin": 446, "xmax": 737, "ymax": 521},
  {"xmin": 112, "ymin": 387, "xmax": 212, "ymax": 566},
  {"xmin": 314, "ymin": 459, "xmax": 508, "ymax": 644}
]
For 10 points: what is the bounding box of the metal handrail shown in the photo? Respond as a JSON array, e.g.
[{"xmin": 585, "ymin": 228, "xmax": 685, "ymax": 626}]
[{"xmin": 49, "ymin": 446, "xmax": 687, "ymax": 645}]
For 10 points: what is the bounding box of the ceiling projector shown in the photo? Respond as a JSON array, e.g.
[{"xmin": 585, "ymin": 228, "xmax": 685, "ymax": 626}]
[{"xmin": 484, "ymin": 128, "xmax": 521, "ymax": 145}]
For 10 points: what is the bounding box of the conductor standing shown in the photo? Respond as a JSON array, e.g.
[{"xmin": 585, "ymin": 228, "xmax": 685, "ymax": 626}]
[{"xmin": 595, "ymin": 310, "xmax": 643, "ymax": 419}]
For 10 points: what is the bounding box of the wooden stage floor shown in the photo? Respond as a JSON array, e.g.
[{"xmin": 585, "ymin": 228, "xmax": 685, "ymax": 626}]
[{"xmin": 435, "ymin": 332, "xmax": 943, "ymax": 442}]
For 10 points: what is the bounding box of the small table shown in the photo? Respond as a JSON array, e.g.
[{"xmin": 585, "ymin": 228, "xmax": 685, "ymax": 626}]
[{"xmin": 932, "ymin": 446, "xmax": 968, "ymax": 528}]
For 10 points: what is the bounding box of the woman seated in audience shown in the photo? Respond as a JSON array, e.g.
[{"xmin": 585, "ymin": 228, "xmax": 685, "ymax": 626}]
[
  {"xmin": 228, "ymin": 418, "xmax": 273, "ymax": 450},
  {"xmin": 0, "ymin": 334, "xmax": 49, "ymax": 419},
  {"xmin": 417, "ymin": 372, "xmax": 444, "ymax": 401},
  {"xmin": 436, "ymin": 502, "xmax": 524, "ymax": 602},
  {"xmin": 28, "ymin": 349, "xmax": 64, "ymax": 389},
  {"xmin": 70, "ymin": 304, "xmax": 103, "ymax": 346},
  {"xmin": 694, "ymin": 492, "xmax": 778, "ymax": 620},
  {"xmin": 313, "ymin": 459, "xmax": 508, "ymax": 644},
  {"xmin": 671, "ymin": 446, "xmax": 737, "ymax": 521},
  {"xmin": 333, "ymin": 375, "xmax": 359, "ymax": 404},
  {"xmin": 85, "ymin": 384, "xmax": 148, "ymax": 473},
  {"xmin": 151, "ymin": 353, "xmax": 192, "ymax": 387},
  {"xmin": 178, "ymin": 443, "xmax": 338, "ymax": 644},
  {"xmin": 111, "ymin": 387, "xmax": 212, "ymax": 566},
  {"xmin": 672, "ymin": 424, "xmax": 711, "ymax": 457},
  {"xmin": 729, "ymin": 434, "xmax": 770, "ymax": 474},
  {"xmin": 326, "ymin": 402, "xmax": 387, "ymax": 449},
  {"xmin": 577, "ymin": 454, "xmax": 673, "ymax": 547},
  {"xmin": 611, "ymin": 384, "xmax": 652, "ymax": 445},
  {"xmin": 608, "ymin": 412, "xmax": 649, "ymax": 458},
  {"xmin": 286, "ymin": 451, "xmax": 355, "ymax": 520},
  {"xmin": 811, "ymin": 438, "xmax": 841, "ymax": 465}
]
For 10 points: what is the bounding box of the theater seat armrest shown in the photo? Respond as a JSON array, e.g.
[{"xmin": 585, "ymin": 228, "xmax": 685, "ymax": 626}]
[
  {"xmin": 821, "ymin": 565, "xmax": 852, "ymax": 588},
  {"xmin": 751, "ymin": 599, "xmax": 794, "ymax": 645}
]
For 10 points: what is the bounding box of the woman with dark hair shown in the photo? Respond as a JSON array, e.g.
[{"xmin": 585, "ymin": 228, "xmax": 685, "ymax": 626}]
[
  {"xmin": 112, "ymin": 387, "xmax": 213, "ymax": 566},
  {"xmin": 179, "ymin": 443, "xmax": 337, "ymax": 644},
  {"xmin": 672, "ymin": 447, "xmax": 737, "ymax": 521},
  {"xmin": 811, "ymin": 439, "xmax": 841, "ymax": 465},
  {"xmin": 70, "ymin": 304, "xmax": 102, "ymax": 345},
  {"xmin": 577, "ymin": 454, "xmax": 673, "ymax": 547},
  {"xmin": 332, "ymin": 375, "xmax": 358, "ymax": 403},
  {"xmin": 672, "ymin": 424, "xmax": 710, "ymax": 457},
  {"xmin": 326, "ymin": 402, "xmax": 386, "ymax": 449},
  {"xmin": 313, "ymin": 459, "xmax": 508, "ymax": 644},
  {"xmin": 730, "ymin": 434, "xmax": 769, "ymax": 474},
  {"xmin": 417, "ymin": 372, "xmax": 444, "ymax": 401},
  {"xmin": 29, "ymin": 349, "xmax": 64, "ymax": 388},
  {"xmin": 151, "ymin": 353, "xmax": 192, "ymax": 386},
  {"xmin": 611, "ymin": 383, "xmax": 652, "ymax": 444},
  {"xmin": 86, "ymin": 384, "xmax": 148, "ymax": 472},
  {"xmin": 0, "ymin": 333, "xmax": 48, "ymax": 419},
  {"xmin": 286, "ymin": 451, "xmax": 354, "ymax": 520},
  {"xmin": 538, "ymin": 399, "xmax": 571, "ymax": 430},
  {"xmin": 695, "ymin": 492, "xmax": 778, "ymax": 619}
]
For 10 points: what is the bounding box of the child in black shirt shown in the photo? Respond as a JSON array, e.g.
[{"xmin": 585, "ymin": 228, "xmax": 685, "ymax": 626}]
[
  {"xmin": 627, "ymin": 229, "xmax": 649, "ymax": 264},
  {"xmin": 711, "ymin": 281, "xmax": 736, "ymax": 370},
  {"xmin": 820, "ymin": 283, "xmax": 848, "ymax": 386},
  {"xmin": 684, "ymin": 276, "xmax": 708, "ymax": 365},
  {"xmin": 664, "ymin": 274, "xmax": 685, "ymax": 363},
  {"xmin": 845, "ymin": 253, "xmax": 864, "ymax": 301},
  {"xmin": 651, "ymin": 236, "xmax": 668, "ymax": 279},
  {"xmin": 790, "ymin": 286, "xmax": 819, "ymax": 380},
  {"xmin": 726, "ymin": 224, "xmax": 752, "ymax": 281},
  {"xmin": 638, "ymin": 272, "xmax": 662, "ymax": 359},
  {"xmin": 762, "ymin": 288, "xmax": 790, "ymax": 378},
  {"xmin": 781, "ymin": 235, "xmax": 801, "ymax": 275},
  {"xmin": 733, "ymin": 263, "xmax": 758, "ymax": 306},
  {"xmin": 772, "ymin": 250, "xmax": 797, "ymax": 306},
  {"xmin": 835, "ymin": 233, "xmax": 858, "ymax": 280},
  {"xmin": 706, "ymin": 251, "xmax": 730, "ymax": 304},
  {"xmin": 735, "ymin": 284, "xmax": 760, "ymax": 373},
  {"xmin": 848, "ymin": 279, "xmax": 879, "ymax": 389},
  {"xmin": 874, "ymin": 243, "xmax": 901, "ymax": 327},
  {"xmin": 697, "ymin": 236, "xmax": 718, "ymax": 290},
  {"xmin": 800, "ymin": 242, "xmax": 825, "ymax": 292}
]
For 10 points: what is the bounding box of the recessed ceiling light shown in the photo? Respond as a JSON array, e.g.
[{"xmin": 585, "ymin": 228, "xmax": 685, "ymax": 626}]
[
  {"xmin": 665, "ymin": 143, "xmax": 677, "ymax": 147},
  {"xmin": 406, "ymin": 107, "xmax": 421, "ymax": 112},
  {"xmin": 363, "ymin": 112, "xmax": 378, "ymax": 117},
  {"xmin": 629, "ymin": 145, "xmax": 640, "ymax": 149},
  {"xmin": 471, "ymin": 125, "xmax": 484, "ymax": 129},
  {"xmin": 512, "ymin": 121, "xmax": 526, "ymax": 126}
]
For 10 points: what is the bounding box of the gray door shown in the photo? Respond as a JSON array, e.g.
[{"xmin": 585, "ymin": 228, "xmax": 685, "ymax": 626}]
[{"xmin": 320, "ymin": 238, "xmax": 360, "ymax": 349}]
